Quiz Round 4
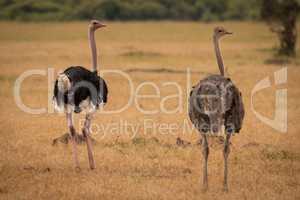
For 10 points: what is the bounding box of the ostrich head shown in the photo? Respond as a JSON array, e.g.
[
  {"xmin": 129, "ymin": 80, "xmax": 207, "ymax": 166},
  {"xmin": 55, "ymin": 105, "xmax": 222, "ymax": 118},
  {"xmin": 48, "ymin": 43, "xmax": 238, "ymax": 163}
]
[
  {"xmin": 214, "ymin": 27, "xmax": 232, "ymax": 39},
  {"xmin": 89, "ymin": 20, "xmax": 106, "ymax": 31}
]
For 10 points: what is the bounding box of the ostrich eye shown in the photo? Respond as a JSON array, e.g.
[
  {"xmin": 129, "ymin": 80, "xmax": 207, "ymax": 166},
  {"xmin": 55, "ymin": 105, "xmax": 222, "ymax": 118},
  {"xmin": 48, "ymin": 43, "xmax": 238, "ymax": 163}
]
[{"xmin": 93, "ymin": 22, "xmax": 97, "ymax": 25}]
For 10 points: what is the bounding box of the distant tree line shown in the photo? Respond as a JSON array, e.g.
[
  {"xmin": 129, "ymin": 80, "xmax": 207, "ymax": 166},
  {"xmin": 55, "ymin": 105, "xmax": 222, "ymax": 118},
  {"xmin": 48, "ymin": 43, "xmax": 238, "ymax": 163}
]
[{"xmin": 0, "ymin": 0, "xmax": 261, "ymax": 21}]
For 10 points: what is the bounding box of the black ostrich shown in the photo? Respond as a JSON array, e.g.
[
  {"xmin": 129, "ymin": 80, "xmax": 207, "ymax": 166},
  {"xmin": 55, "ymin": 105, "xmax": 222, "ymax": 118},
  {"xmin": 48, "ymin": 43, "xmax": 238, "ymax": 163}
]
[
  {"xmin": 53, "ymin": 20, "xmax": 108, "ymax": 170},
  {"xmin": 189, "ymin": 27, "xmax": 244, "ymax": 191}
]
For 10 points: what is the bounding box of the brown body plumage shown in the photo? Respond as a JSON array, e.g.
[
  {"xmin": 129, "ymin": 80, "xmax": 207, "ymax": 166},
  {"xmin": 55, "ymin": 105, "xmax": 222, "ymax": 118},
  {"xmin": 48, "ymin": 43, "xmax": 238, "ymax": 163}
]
[{"xmin": 189, "ymin": 74, "xmax": 244, "ymax": 135}]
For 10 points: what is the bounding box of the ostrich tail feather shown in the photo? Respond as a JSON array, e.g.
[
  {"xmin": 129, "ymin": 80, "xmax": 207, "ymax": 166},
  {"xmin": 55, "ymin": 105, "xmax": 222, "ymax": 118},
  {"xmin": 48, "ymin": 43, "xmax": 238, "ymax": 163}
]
[{"xmin": 57, "ymin": 73, "xmax": 71, "ymax": 92}]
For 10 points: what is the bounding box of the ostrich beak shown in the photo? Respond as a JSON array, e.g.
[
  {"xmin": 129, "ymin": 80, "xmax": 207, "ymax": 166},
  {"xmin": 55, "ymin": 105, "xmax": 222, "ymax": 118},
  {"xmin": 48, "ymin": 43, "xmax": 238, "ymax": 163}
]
[
  {"xmin": 226, "ymin": 31, "xmax": 233, "ymax": 35},
  {"xmin": 97, "ymin": 23, "xmax": 106, "ymax": 28}
]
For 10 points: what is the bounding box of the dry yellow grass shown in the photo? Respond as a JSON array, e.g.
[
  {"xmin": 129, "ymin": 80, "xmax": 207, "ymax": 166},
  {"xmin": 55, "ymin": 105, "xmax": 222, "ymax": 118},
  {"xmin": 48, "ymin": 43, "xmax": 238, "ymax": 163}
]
[{"xmin": 0, "ymin": 21, "xmax": 299, "ymax": 199}]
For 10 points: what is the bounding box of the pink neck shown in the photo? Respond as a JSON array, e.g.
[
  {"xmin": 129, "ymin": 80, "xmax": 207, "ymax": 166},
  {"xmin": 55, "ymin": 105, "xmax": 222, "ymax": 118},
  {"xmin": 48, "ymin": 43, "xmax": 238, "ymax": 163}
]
[{"xmin": 88, "ymin": 27, "xmax": 98, "ymax": 73}]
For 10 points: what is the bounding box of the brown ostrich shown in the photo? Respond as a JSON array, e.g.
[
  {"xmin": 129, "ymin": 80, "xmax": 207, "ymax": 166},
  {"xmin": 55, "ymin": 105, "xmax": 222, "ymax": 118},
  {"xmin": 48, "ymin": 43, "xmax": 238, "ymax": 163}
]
[{"xmin": 188, "ymin": 27, "xmax": 245, "ymax": 191}]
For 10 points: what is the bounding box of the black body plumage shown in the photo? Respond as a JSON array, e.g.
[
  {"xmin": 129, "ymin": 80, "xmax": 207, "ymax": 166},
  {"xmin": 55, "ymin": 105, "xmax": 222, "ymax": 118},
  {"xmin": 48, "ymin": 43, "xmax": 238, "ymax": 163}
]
[{"xmin": 53, "ymin": 66, "xmax": 108, "ymax": 113}]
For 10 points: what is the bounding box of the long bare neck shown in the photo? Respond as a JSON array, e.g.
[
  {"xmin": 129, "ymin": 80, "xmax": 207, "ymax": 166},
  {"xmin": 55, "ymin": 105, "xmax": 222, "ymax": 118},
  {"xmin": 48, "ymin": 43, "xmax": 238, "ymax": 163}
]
[
  {"xmin": 213, "ymin": 35, "xmax": 225, "ymax": 76},
  {"xmin": 88, "ymin": 27, "xmax": 98, "ymax": 73}
]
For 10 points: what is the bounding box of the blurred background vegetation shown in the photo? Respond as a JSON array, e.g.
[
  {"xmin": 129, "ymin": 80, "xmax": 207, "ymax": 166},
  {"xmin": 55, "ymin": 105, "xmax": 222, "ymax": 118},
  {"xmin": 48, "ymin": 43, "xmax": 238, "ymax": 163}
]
[
  {"xmin": 0, "ymin": 0, "xmax": 261, "ymax": 22},
  {"xmin": 0, "ymin": 0, "xmax": 299, "ymax": 56}
]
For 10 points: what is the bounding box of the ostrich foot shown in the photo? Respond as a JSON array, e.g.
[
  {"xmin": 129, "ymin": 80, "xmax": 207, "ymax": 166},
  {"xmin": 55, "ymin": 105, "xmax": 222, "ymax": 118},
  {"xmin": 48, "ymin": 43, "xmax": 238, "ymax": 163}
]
[
  {"xmin": 201, "ymin": 185, "xmax": 208, "ymax": 193},
  {"xmin": 52, "ymin": 133, "xmax": 97, "ymax": 146},
  {"xmin": 223, "ymin": 185, "xmax": 229, "ymax": 193}
]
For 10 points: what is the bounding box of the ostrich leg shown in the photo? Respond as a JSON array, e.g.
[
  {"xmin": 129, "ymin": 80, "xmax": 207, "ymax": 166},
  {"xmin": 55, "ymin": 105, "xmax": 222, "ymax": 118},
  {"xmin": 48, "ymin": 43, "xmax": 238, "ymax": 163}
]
[
  {"xmin": 223, "ymin": 133, "xmax": 231, "ymax": 192},
  {"xmin": 202, "ymin": 134, "xmax": 209, "ymax": 191},
  {"xmin": 67, "ymin": 112, "xmax": 80, "ymax": 169},
  {"xmin": 82, "ymin": 113, "xmax": 95, "ymax": 169}
]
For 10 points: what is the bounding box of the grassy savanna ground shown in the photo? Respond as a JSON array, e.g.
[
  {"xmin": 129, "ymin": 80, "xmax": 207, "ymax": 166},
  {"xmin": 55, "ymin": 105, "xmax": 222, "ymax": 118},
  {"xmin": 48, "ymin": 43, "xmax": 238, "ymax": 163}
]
[{"xmin": 0, "ymin": 21, "xmax": 299, "ymax": 199}]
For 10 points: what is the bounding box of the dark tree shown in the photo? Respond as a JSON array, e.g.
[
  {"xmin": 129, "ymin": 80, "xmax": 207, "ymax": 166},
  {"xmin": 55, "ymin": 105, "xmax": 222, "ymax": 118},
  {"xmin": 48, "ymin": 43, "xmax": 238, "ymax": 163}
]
[{"xmin": 261, "ymin": 0, "xmax": 300, "ymax": 56}]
